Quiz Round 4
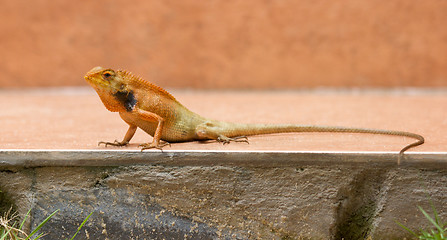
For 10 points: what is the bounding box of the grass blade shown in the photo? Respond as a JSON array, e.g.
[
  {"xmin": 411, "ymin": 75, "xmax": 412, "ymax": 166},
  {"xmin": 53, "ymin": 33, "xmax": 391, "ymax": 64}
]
[
  {"xmin": 395, "ymin": 220, "xmax": 418, "ymax": 237},
  {"xmin": 25, "ymin": 209, "xmax": 59, "ymax": 240},
  {"xmin": 69, "ymin": 211, "xmax": 93, "ymax": 240},
  {"xmin": 19, "ymin": 208, "xmax": 32, "ymax": 231},
  {"xmin": 0, "ymin": 227, "xmax": 13, "ymax": 240},
  {"xmin": 33, "ymin": 232, "xmax": 46, "ymax": 240},
  {"xmin": 418, "ymin": 206, "xmax": 444, "ymax": 233}
]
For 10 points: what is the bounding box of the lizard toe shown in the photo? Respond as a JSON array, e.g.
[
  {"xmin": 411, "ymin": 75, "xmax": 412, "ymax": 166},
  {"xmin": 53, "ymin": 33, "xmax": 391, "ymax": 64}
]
[
  {"xmin": 139, "ymin": 141, "xmax": 171, "ymax": 151},
  {"xmin": 98, "ymin": 140, "xmax": 129, "ymax": 147}
]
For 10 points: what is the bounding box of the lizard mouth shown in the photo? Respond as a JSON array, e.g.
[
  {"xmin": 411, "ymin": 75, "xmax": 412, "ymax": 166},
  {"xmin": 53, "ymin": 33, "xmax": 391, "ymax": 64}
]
[
  {"xmin": 84, "ymin": 66, "xmax": 121, "ymax": 92},
  {"xmin": 84, "ymin": 76, "xmax": 111, "ymax": 97},
  {"xmin": 84, "ymin": 75, "xmax": 103, "ymax": 87},
  {"xmin": 84, "ymin": 73, "xmax": 123, "ymax": 98},
  {"xmin": 84, "ymin": 68, "xmax": 109, "ymax": 89}
]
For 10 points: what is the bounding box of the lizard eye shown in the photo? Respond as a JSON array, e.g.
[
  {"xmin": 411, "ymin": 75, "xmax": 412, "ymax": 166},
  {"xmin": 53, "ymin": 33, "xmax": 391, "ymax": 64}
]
[{"xmin": 102, "ymin": 71, "xmax": 113, "ymax": 78}]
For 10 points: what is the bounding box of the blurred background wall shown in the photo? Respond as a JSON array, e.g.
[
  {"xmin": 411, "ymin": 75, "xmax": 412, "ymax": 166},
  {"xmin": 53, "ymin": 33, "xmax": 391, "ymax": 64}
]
[{"xmin": 1, "ymin": 0, "xmax": 446, "ymax": 89}]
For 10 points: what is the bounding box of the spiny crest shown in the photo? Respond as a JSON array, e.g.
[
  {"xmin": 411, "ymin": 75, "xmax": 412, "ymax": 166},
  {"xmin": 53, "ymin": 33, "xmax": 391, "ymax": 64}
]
[{"xmin": 118, "ymin": 69, "xmax": 177, "ymax": 101}]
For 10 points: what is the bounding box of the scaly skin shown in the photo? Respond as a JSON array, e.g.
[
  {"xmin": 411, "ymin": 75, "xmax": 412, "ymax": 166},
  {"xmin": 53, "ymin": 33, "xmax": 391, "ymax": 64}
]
[{"xmin": 84, "ymin": 66, "xmax": 424, "ymax": 162}]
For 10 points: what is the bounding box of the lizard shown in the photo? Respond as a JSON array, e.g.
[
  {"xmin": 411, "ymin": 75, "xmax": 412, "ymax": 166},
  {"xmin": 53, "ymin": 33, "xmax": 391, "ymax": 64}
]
[{"xmin": 84, "ymin": 66, "xmax": 424, "ymax": 163}]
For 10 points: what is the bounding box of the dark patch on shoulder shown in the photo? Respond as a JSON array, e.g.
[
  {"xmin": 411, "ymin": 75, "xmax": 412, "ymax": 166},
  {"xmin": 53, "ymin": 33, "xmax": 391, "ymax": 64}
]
[{"xmin": 114, "ymin": 90, "xmax": 137, "ymax": 112}]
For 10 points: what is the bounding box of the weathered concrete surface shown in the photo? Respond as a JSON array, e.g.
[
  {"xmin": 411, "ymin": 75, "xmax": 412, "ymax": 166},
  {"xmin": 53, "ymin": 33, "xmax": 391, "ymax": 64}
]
[
  {"xmin": 1, "ymin": 1, "xmax": 447, "ymax": 88},
  {"xmin": 0, "ymin": 157, "xmax": 446, "ymax": 239}
]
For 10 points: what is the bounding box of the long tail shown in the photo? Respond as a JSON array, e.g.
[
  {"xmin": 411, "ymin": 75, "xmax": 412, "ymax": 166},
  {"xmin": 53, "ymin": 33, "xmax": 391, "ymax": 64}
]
[{"xmin": 219, "ymin": 122, "xmax": 424, "ymax": 161}]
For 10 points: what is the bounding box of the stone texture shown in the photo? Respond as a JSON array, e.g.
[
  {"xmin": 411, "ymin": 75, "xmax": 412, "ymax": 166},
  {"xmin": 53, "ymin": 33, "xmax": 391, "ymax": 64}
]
[
  {"xmin": 0, "ymin": 164, "xmax": 446, "ymax": 239},
  {"xmin": 371, "ymin": 169, "xmax": 447, "ymax": 239},
  {"xmin": 1, "ymin": 1, "xmax": 447, "ymax": 88}
]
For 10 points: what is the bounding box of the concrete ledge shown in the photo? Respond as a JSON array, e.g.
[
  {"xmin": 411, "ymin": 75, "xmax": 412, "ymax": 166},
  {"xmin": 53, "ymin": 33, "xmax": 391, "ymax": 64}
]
[{"xmin": 1, "ymin": 150, "xmax": 446, "ymax": 168}]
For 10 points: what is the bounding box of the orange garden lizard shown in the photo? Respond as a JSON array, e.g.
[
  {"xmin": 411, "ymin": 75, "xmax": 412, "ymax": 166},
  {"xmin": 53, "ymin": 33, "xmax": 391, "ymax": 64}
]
[{"xmin": 84, "ymin": 66, "xmax": 424, "ymax": 161}]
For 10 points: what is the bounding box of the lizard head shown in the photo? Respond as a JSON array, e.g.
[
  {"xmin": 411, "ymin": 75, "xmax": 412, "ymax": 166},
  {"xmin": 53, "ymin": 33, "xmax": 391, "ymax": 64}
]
[
  {"xmin": 84, "ymin": 66, "xmax": 136, "ymax": 112},
  {"xmin": 84, "ymin": 66, "xmax": 128, "ymax": 93}
]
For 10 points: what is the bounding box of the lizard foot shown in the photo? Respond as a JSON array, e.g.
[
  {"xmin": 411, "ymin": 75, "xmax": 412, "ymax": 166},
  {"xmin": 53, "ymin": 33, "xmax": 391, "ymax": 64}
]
[
  {"xmin": 139, "ymin": 141, "xmax": 171, "ymax": 151},
  {"xmin": 98, "ymin": 140, "xmax": 129, "ymax": 147},
  {"xmin": 217, "ymin": 136, "xmax": 249, "ymax": 145}
]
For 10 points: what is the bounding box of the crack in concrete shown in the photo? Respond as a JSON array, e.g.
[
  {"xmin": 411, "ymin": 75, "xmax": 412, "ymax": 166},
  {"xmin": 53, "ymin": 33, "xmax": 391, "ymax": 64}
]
[{"xmin": 332, "ymin": 168, "xmax": 389, "ymax": 240}]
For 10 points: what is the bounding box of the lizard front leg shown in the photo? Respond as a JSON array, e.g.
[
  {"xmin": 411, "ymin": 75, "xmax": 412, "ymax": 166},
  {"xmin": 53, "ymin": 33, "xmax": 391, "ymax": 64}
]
[
  {"xmin": 99, "ymin": 125, "xmax": 137, "ymax": 147},
  {"xmin": 132, "ymin": 108, "xmax": 170, "ymax": 150}
]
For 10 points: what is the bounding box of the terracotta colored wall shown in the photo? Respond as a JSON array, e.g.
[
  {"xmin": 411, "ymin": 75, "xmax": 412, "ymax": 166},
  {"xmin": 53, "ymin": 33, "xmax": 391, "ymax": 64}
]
[{"xmin": 1, "ymin": 0, "xmax": 446, "ymax": 89}]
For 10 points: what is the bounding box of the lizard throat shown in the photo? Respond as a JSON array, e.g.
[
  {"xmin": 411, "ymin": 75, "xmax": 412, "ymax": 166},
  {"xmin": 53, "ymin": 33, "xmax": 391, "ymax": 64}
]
[
  {"xmin": 94, "ymin": 87, "xmax": 137, "ymax": 112},
  {"xmin": 114, "ymin": 90, "xmax": 137, "ymax": 112}
]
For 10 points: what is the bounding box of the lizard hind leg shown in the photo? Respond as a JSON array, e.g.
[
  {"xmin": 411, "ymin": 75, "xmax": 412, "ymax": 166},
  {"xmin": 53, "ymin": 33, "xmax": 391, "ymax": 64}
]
[
  {"xmin": 196, "ymin": 121, "xmax": 249, "ymax": 145},
  {"xmin": 217, "ymin": 135, "xmax": 249, "ymax": 145},
  {"xmin": 139, "ymin": 141, "xmax": 171, "ymax": 151}
]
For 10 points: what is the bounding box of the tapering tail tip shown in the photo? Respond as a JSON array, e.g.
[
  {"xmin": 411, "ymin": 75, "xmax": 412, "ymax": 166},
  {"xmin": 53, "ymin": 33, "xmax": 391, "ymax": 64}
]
[{"xmin": 397, "ymin": 134, "xmax": 425, "ymax": 165}]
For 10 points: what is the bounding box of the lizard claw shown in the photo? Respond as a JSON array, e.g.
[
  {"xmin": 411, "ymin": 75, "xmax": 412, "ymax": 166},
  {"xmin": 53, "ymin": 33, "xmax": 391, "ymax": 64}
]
[
  {"xmin": 217, "ymin": 136, "xmax": 249, "ymax": 145},
  {"xmin": 98, "ymin": 140, "xmax": 129, "ymax": 147},
  {"xmin": 139, "ymin": 141, "xmax": 171, "ymax": 151}
]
